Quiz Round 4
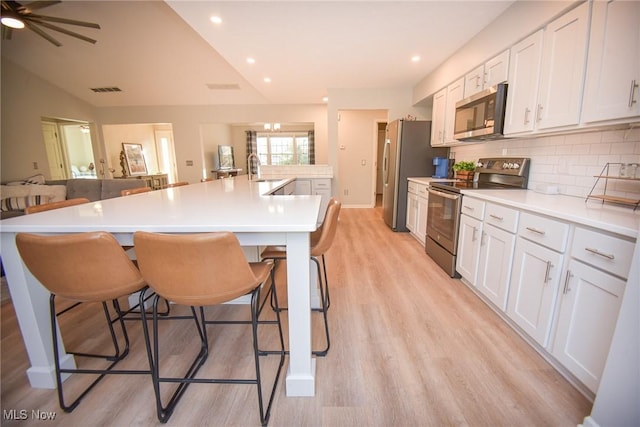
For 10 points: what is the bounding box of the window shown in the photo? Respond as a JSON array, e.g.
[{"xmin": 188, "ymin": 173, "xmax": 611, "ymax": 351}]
[{"xmin": 257, "ymin": 133, "xmax": 310, "ymax": 165}]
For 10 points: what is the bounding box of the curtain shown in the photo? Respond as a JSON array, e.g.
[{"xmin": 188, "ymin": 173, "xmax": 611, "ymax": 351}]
[
  {"xmin": 308, "ymin": 130, "xmax": 315, "ymax": 165},
  {"xmin": 245, "ymin": 130, "xmax": 257, "ymax": 174}
]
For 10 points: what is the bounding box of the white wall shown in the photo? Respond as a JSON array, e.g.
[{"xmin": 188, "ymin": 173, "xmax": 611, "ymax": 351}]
[
  {"xmin": 1, "ymin": 59, "xmax": 101, "ymax": 182},
  {"xmin": 337, "ymin": 110, "xmax": 387, "ymax": 207},
  {"xmin": 327, "ymin": 87, "xmax": 432, "ymax": 204}
]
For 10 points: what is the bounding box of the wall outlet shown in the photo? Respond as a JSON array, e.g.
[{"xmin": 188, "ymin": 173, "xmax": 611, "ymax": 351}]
[
  {"xmin": 32, "ymin": 162, "xmax": 38, "ymax": 170},
  {"xmin": 343, "ymin": 189, "xmax": 349, "ymax": 196},
  {"xmin": 186, "ymin": 160, "xmax": 194, "ymax": 166}
]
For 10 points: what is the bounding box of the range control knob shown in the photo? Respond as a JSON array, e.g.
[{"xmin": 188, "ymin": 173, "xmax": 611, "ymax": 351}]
[
  {"xmin": 502, "ymin": 162, "xmax": 508, "ymax": 169},
  {"xmin": 512, "ymin": 162, "xmax": 520, "ymax": 169}
]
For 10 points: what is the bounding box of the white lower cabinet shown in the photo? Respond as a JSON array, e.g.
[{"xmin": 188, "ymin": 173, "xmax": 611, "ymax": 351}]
[
  {"xmin": 312, "ymin": 178, "xmax": 332, "ymax": 222},
  {"xmin": 552, "ymin": 259, "xmax": 625, "ymax": 393},
  {"xmin": 406, "ymin": 180, "xmax": 429, "ymax": 245},
  {"xmin": 456, "ymin": 197, "xmax": 633, "ymax": 395},
  {"xmin": 406, "ymin": 189, "xmax": 418, "ymax": 233},
  {"xmin": 507, "ymin": 236, "xmax": 564, "ymax": 347},
  {"xmin": 456, "ymin": 214, "xmax": 483, "ymax": 285},
  {"xmin": 476, "ymin": 224, "xmax": 516, "ymax": 310},
  {"xmin": 456, "ymin": 197, "xmax": 486, "ymax": 285},
  {"xmin": 551, "ymin": 226, "xmax": 632, "ymax": 393},
  {"xmin": 415, "ymin": 185, "xmax": 429, "ymax": 244}
]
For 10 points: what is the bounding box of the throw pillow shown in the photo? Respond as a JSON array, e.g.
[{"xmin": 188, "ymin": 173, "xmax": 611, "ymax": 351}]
[
  {"xmin": 27, "ymin": 184, "xmax": 66, "ymax": 202},
  {"xmin": 0, "ymin": 195, "xmax": 49, "ymax": 212},
  {"xmin": 6, "ymin": 174, "xmax": 46, "ymax": 186}
]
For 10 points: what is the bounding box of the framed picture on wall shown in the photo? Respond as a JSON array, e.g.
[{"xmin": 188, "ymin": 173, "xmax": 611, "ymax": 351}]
[{"xmin": 122, "ymin": 143, "xmax": 148, "ymax": 176}]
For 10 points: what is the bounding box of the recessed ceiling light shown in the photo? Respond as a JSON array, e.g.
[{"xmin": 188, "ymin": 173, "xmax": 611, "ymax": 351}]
[
  {"xmin": 246, "ymin": 57, "xmax": 256, "ymax": 64},
  {"xmin": 322, "ymin": 96, "xmax": 329, "ymax": 103},
  {"xmin": 411, "ymin": 55, "xmax": 421, "ymax": 63},
  {"xmin": 210, "ymin": 16, "xmax": 222, "ymax": 25},
  {"xmin": 264, "ymin": 77, "xmax": 271, "ymax": 83}
]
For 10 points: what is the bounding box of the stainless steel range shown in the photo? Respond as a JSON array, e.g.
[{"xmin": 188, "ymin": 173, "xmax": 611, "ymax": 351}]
[{"xmin": 426, "ymin": 157, "xmax": 530, "ymax": 277}]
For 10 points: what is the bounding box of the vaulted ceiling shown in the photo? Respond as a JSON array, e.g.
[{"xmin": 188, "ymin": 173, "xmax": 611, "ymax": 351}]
[{"xmin": 1, "ymin": 1, "xmax": 513, "ymax": 107}]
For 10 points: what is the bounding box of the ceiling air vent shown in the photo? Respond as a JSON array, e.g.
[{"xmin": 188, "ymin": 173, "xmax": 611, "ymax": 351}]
[
  {"xmin": 206, "ymin": 83, "xmax": 241, "ymax": 90},
  {"xmin": 90, "ymin": 87, "xmax": 122, "ymax": 93}
]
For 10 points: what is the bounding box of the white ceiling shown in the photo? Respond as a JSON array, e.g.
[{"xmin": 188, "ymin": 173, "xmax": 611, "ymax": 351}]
[{"xmin": 1, "ymin": 1, "xmax": 514, "ymax": 107}]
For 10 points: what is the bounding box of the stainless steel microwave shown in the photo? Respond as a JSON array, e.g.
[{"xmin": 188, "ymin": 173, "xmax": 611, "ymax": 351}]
[{"xmin": 454, "ymin": 83, "xmax": 507, "ymax": 141}]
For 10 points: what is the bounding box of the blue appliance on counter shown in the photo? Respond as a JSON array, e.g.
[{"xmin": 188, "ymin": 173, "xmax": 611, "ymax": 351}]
[{"xmin": 433, "ymin": 157, "xmax": 449, "ymax": 178}]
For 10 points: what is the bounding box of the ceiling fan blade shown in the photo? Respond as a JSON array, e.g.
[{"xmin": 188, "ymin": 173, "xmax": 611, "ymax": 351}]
[
  {"xmin": 21, "ymin": 1, "xmax": 61, "ymax": 12},
  {"xmin": 24, "ymin": 20, "xmax": 61, "ymax": 46},
  {"xmin": 27, "ymin": 12, "xmax": 100, "ymax": 29},
  {"xmin": 28, "ymin": 18, "xmax": 97, "ymax": 44}
]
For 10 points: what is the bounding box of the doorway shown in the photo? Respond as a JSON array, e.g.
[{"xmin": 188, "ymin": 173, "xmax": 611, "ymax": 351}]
[{"xmin": 41, "ymin": 119, "xmax": 97, "ymax": 180}]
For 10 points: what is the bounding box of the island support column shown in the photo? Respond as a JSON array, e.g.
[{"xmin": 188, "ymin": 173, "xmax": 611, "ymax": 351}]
[{"xmin": 284, "ymin": 231, "xmax": 316, "ymax": 396}]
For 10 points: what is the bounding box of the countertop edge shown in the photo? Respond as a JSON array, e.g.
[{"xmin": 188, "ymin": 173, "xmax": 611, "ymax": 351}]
[{"xmin": 461, "ymin": 189, "xmax": 639, "ymax": 239}]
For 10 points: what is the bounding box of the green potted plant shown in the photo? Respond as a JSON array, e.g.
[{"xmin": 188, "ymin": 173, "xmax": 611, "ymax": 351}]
[{"xmin": 452, "ymin": 161, "xmax": 476, "ymax": 180}]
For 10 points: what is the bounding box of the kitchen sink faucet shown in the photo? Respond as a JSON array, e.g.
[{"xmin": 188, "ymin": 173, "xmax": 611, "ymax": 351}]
[{"xmin": 247, "ymin": 153, "xmax": 261, "ymax": 181}]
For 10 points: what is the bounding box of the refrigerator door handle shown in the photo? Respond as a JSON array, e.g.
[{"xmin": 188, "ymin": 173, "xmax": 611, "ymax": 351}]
[{"xmin": 382, "ymin": 139, "xmax": 390, "ymax": 185}]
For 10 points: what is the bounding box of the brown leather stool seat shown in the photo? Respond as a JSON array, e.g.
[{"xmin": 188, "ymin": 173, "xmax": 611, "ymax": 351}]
[
  {"xmin": 16, "ymin": 231, "xmax": 150, "ymax": 412},
  {"xmin": 134, "ymin": 231, "xmax": 285, "ymax": 426}
]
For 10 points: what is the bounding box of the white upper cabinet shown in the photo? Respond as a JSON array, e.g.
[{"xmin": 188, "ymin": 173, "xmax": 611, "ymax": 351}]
[
  {"xmin": 505, "ymin": 2, "xmax": 590, "ymax": 134},
  {"xmin": 464, "ymin": 50, "xmax": 509, "ymax": 99},
  {"xmin": 537, "ymin": 1, "xmax": 590, "ymax": 130},
  {"xmin": 464, "ymin": 64, "xmax": 485, "ymax": 99},
  {"xmin": 582, "ymin": 0, "xmax": 640, "ymax": 123},
  {"xmin": 431, "ymin": 88, "xmax": 447, "ymax": 146},
  {"xmin": 444, "ymin": 77, "xmax": 465, "ymax": 144},
  {"xmin": 504, "ymin": 30, "xmax": 544, "ymax": 134}
]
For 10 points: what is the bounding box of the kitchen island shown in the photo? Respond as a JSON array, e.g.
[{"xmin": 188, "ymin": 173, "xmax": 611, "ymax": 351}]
[{"xmin": 0, "ymin": 177, "xmax": 321, "ymax": 397}]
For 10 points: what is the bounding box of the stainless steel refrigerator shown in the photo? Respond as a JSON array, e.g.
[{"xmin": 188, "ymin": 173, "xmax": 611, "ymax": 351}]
[{"xmin": 382, "ymin": 119, "xmax": 448, "ymax": 231}]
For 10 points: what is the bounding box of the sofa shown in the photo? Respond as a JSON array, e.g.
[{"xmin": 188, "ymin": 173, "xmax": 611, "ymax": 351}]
[{"xmin": 0, "ymin": 175, "xmax": 147, "ymax": 220}]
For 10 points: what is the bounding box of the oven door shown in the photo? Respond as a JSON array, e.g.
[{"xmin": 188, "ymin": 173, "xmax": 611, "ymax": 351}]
[{"xmin": 427, "ymin": 187, "xmax": 462, "ymax": 254}]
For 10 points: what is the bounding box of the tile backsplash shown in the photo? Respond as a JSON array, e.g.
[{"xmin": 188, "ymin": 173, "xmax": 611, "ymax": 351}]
[{"xmin": 451, "ymin": 128, "xmax": 640, "ymax": 200}]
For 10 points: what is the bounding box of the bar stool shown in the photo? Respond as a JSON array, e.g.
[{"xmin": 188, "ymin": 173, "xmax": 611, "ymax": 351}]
[
  {"xmin": 165, "ymin": 181, "xmax": 189, "ymax": 188},
  {"xmin": 121, "ymin": 187, "xmax": 152, "ymax": 196},
  {"xmin": 25, "ymin": 198, "xmax": 91, "ymax": 316},
  {"xmin": 15, "ymin": 232, "xmax": 150, "ymax": 412},
  {"xmin": 24, "ymin": 197, "xmax": 90, "ymax": 214},
  {"xmin": 261, "ymin": 197, "xmax": 341, "ymax": 356},
  {"xmin": 134, "ymin": 231, "xmax": 285, "ymax": 426}
]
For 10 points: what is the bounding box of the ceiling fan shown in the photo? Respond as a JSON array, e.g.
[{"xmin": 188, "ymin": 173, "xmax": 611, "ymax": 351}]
[{"xmin": 1, "ymin": 0, "xmax": 100, "ymax": 47}]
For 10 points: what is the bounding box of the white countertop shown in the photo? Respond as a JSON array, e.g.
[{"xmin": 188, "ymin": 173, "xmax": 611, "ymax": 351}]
[
  {"xmin": 0, "ymin": 177, "xmax": 321, "ymax": 234},
  {"xmin": 461, "ymin": 189, "xmax": 640, "ymax": 239}
]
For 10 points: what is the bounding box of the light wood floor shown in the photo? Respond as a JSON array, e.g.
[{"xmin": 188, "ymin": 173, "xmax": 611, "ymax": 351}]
[{"xmin": 0, "ymin": 206, "xmax": 591, "ymax": 426}]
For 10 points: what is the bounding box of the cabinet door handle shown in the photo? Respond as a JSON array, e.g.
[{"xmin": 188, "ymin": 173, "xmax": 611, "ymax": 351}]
[
  {"xmin": 563, "ymin": 270, "xmax": 573, "ymax": 295},
  {"xmin": 463, "ymin": 205, "xmax": 475, "ymax": 211},
  {"xmin": 481, "ymin": 231, "xmax": 486, "ymax": 246},
  {"xmin": 544, "ymin": 261, "xmax": 553, "ymax": 283},
  {"xmin": 536, "ymin": 104, "xmax": 543, "ymax": 122},
  {"xmin": 525, "ymin": 226, "xmax": 546, "ymax": 236},
  {"xmin": 524, "ymin": 107, "xmax": 531, "ymax": 125},
  {"xmin": 629, "ymin": 79, "xmax": 638, "ymax": 107},
  {"xmin": 475, "ymin": 75, "xmax": 481, "ymax": 89},
  {"xmin": 489, "ymin": 214, "xmax": 503, "ymax": 221},
  {"xmin": 585, "ymin": 247, "xmax": 615, "ymax": 260},
  {"xmin": 472, "ymin": 226, "xmax": 478, "ymax": 242}
]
